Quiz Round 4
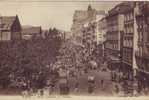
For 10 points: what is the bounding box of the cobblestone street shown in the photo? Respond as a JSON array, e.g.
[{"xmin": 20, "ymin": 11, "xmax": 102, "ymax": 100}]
[{"xmin": 67, "ymin": 69, "xmax": 113, "ymax": 96}]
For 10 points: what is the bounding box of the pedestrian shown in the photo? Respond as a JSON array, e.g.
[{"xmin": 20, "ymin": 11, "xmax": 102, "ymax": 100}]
[
  {"xmin": 115, "ymin": 84, "xmax": 119, "ymax": 94},
  {"xmin": 144, "ymin": 87, "xmax": 148, "ymax": 95},
  {"xmin": 21, "ymin": 82, "xmax": 28, "ymax": 98},
  {"xmin": 100, "ymin": 79, "xmax": 104, "ymax": 89},
  {"xmin": 74, "ymin": 81, "xmax": 79, "ymax": 93},
  {"xmin": 87, "ymin": 76, "xmax": 95, "ymax": 94},
  {"xmin": 48, "ymin": 81, "xmax": 54, "ymax": 95},
  {"xmin": 41, "ymin": 88, "xmax": 44, "ymax": 96}
]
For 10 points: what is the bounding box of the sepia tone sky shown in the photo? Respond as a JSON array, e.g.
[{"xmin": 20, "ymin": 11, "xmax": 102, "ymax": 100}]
[{"xmin": 0, "ymin": 0, "xmax": 120, "ymax": 31}]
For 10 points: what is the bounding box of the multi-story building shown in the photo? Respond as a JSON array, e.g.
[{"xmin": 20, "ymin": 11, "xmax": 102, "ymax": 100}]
[
  {"xmin": 71, "ymin": 5, "xmax": 96, "ymax": 44},
  {"xmin": 82, "ymin": 21, "xmax": 97, "ymax": 57},
  {"xmin": 122, "ymin": 2, "xmax": 135, "ymax": 82},
  {"xmin": 97, "ymin": 16, "xmax": 107, "ymax": 65},
  {"xmin": 71, "ymin": 5, "xmax": 105, "ymax": 45},
  {"xmin": 105, "ymin": 3, "xmax": 127, "ymax": 82},
  {"xmin": 135, "ymin": 2, "xmax": 149, "ymax": 92},
  {"xmin": 0, "ymin": 15, "xmax": 22, "ymax": 41},
  {"xmin": 98, "ymin": 17, "xmax": 107, "ymax": 45}
]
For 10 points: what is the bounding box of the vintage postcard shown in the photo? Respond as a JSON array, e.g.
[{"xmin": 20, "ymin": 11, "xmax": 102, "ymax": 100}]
[{"xmin": 0, "ymin": 0, "xmax": 149, "ymax": 100}]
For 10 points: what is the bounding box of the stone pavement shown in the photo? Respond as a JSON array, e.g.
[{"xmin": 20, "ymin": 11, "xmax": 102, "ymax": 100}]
[{"xmin": 66, "ymin": 69, "xmax": 114, "ymax": 96}]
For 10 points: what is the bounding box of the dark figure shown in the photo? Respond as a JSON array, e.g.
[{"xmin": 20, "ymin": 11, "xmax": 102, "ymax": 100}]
[
  {"xmin": 74, "ymin": 82, "xmax": 79, "ymax": 92},
  {"xmin": 50, "ymin": 82, "xmax": 55, "ymax": 93},
  {"xmin": 88, "ymin": 76, "xmax": 95, "ymax": 94},
  {"xmin": 40, "ymin": 89, "xmax": 44, "ymax": 97},
  {"xmin": 88, "ymin": 83, "xmax": 94, "ymax": 94},
  {"xmin": 59, "ymin": 83, "xmax": 69, "ymax": 95},
  {"xmin": 101, "ymin": 79, "xmax": 104, "ymax": 89},
  {"xmin": 21, "ymin": 82, "xmax": 28, "ymax": 98},
  {"xmin": 115, "ymin": 84, "xmax": 119, "ymax": 94}
]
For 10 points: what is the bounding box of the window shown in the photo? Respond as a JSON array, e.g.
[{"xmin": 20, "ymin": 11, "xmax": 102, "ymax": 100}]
[
  {"xmin": 129, "ymin": 39, "xmax": 133, "ymax": 47},
  {"xmin": 130, "ymin": 12, "xmax": 134, "ymax": 20},
  {"xmin": 138, "ymin": 31, "xmax": 141, "ymax": 41},
  {"xmin": 125, "ymin": 14, "xmax": 127, "ymax": 21},
  {"xmin": 127, "ymin": 13, "xmax": 129, "ymax": 21},
  {"xmin": 140, "ymin": 30, "xmax": 143, "ymax": 41},
  {"xmin": 126, "ymin": 14, "xmax": 128, "ymax": 21},
  {"xmin": 128, "ymin": 26, "xmax": 130, "ymax": 33},
  {"xmin": 2, "ymin": 32, "xmax": 10, "ymax": 40},
  {"xmin": 128, "ymin": 13, "xmax": 130, "ymax": 21},
  {"xmin": 124, "ymin": 15, "xmax": 126, "ymax": 21},
  {"xmin": 130, "ymin": 25, "xmax": 133, "ymax": 33}
]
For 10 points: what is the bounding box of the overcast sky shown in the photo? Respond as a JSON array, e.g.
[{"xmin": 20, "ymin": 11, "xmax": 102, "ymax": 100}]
[{"xmin": 0, "ymin": 0, "xmax": 120, "ymax": 31}]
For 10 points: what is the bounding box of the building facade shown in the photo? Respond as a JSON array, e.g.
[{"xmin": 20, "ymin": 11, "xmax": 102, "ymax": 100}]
[
  {"xmin": 122, "ymin": 3, "xmax": 135, "ymax": 83},
  {"xmin": 97, "ymin": 17, "xmax": 107, "ymax": 65},
  {"xmin": 105, "ymin": 3, "xmax": 126, "ymax": 82},
  {"xmin": 135, "ymin": 2, "xmax": 149, "ymax": 92},
  {"xmin": 98, "ymin": 17, "xmax": 107, "ymax": 45},
  {"xmin": 71, "ymin": 5, "xmax": 105, "ymax": 45}
]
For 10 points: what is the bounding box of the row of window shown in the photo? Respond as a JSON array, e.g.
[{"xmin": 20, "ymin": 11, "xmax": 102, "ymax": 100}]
[
  {"xmin": 137, "ymin": 16, "xmax": 149, "ymax": 42},
  {"xmin": 123, "ymin": 39, "xmax": 133, "ymax": 48}
]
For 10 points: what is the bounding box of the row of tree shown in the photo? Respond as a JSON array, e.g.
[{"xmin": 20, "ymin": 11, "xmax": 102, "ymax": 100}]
[{"xmin": 0, "ymin": 28, "xmax": 62, "ymax": 92}]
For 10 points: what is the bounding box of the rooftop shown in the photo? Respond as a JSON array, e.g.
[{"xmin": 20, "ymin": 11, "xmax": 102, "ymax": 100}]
[{"xmin": 0, "ymin": 15, "xmax": 18, "ymax": 30}]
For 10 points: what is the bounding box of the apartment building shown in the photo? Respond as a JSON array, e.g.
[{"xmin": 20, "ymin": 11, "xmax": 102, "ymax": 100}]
[
  {"xmin": 135, "ymin": 2, "xmax": 149, "ymax": 92},
  {"xmin": 105, "ymin": 3, "xmax": 126, "ymax": 81},
  {"xmin": 122, "ymin": 2, "xmax": 135, "ymax": 82}
]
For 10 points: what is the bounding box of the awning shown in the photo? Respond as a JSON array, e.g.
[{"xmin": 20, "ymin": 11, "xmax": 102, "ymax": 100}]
[{"xmin": 109, "ymin": 55, "xmax": 120, "ymax": 63}]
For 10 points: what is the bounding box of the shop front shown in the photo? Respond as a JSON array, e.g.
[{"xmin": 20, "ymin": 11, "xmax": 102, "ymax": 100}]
[
  {"xmin": 137, "ymin": 69, "xmax": 149, "ymax": 94},
  {"xmin": 121, "ymin": 62, "xmax": 134, "ymax": 81},
  {"xmin": 120, "ymin": 62, "xmax": 134, "ymax": 95},
  {"xmin": 107, "ymin": 55, "xmax": 121, "ymax": 82}
]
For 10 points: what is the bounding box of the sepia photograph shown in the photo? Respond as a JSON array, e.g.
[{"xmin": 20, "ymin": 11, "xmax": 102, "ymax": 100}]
[{"xmin": 0, "ymin": 0, "xmax": 149, "ymax": 100}]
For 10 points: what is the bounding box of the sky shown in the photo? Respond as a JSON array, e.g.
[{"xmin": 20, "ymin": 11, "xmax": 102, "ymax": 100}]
[{"xmin": 0, "ymin": 0, "xmax": 121, "ymax": 31}]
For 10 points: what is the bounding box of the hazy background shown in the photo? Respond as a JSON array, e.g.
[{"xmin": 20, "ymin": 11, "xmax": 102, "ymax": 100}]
[{"xmin": 0, "ymin": 0, "xmax": 120, "ymax": 31}]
